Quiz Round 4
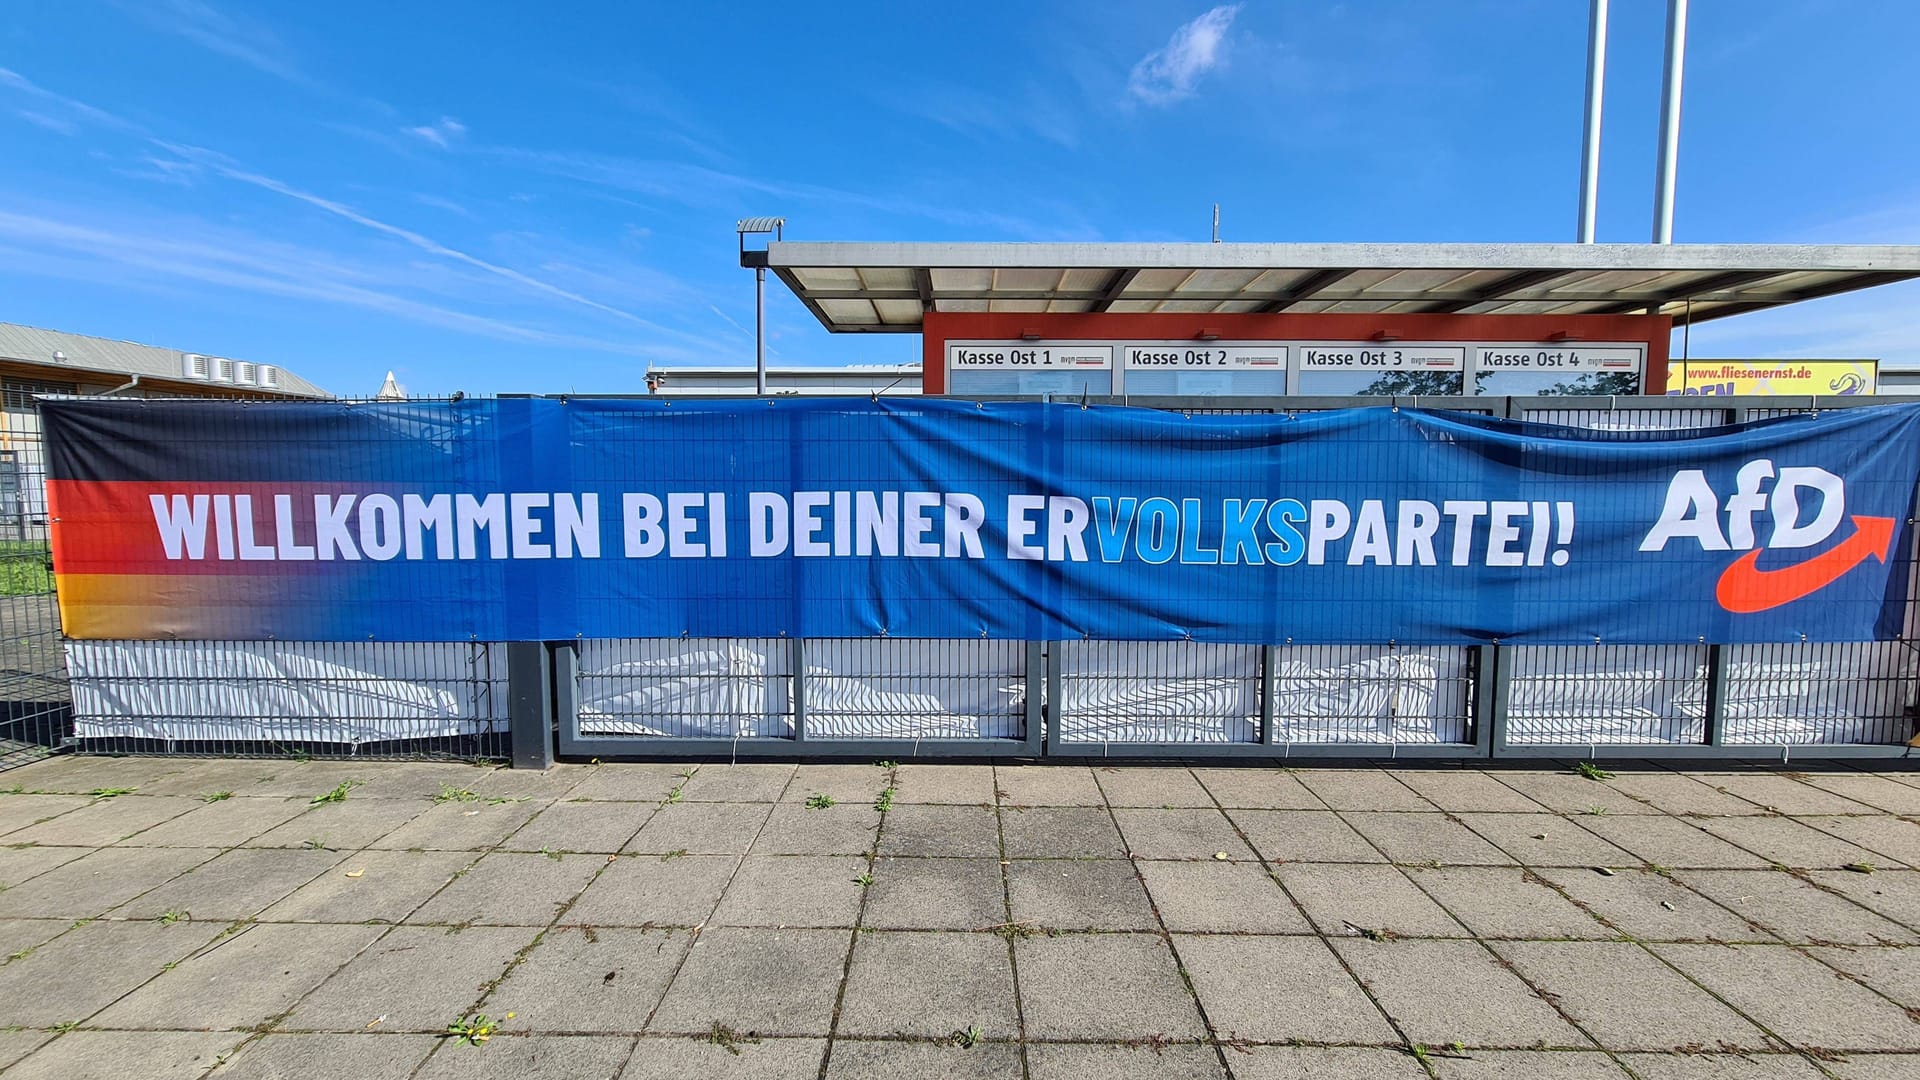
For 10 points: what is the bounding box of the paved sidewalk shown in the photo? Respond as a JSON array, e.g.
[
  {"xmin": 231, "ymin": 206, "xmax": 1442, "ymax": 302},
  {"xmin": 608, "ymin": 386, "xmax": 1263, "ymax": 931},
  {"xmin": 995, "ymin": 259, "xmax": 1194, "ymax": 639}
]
[{"xmin": 0, "ymin": 756, "xmax": 1918, "ymax": 1078}]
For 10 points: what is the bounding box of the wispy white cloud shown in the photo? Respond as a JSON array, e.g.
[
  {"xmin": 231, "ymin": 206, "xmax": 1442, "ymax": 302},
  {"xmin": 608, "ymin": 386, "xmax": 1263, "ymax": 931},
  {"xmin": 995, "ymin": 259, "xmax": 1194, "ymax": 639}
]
[
  {"xmin": 411, "ymin": 192, "xmax": 472, "ymax": 218},
  {"xmin": 125, "ymin": 0, "xmax": 312, "ymax": 88},
  {"xmin": 0, "ymin": 67, "xmax": 140, "ymax": 133},
  {"xmin": 1128, "ymin": 4, "xmax": 1242, "ymax": 106},
  {"xmin": 406, "ymin": 116, "xmax": 467, "ymax": 148},
  {"xmin": 15, "ymin": 110, "xmax": 76, "ymax": 136}
]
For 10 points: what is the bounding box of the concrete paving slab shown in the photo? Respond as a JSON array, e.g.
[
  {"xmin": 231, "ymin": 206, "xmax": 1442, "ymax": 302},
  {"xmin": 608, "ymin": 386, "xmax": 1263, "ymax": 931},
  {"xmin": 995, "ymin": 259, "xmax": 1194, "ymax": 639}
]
[
  {"xmin": 1190, "ymin": 767, "xmax": 1324, "ymax": 809},
  {"xmin": 3, "ymin": 1030, "xmax": 242, "ymax": 1080},
  {"xmin": 104, "ymin": 759, "xmax": 292, "ymax": 799},
  {"xmin": 4, "ymin": 794, "xmax": 202, "ymax": 846},
  {"xmin": 892, "ymin": 764, "xmax": 997, "ymax": 805},
  {"xmin": 1008, "ymin": 859, "xmax": 1158, "ymax": 931},
  {"xmin": 1111, "ymin": 808, "xmax": 1253, "ymax": 861},
  {"xmin": 621, "ymin": 1035, "xmax": 825, "ymax": 1080},
  {"xmin": 493, "ymin": 925, "xmax": 693, "ymax": 1034},
  {"xmin": 503, "ymin": 800, "xmax": 653, "ymax": 854},
  {"xmin": 207, "ymin": 1033, "xmax": 440, "ymax": 1080},
  {"xmin": 246, "ymin": 798, "xmax": 428, "ymax": 849},
  {"xmin": 114, "ymin": 846, "xmax": 345, "ymax": 920},
  {"xmin": 1016, "ymin": 933, "xmax": 1206, "ymax": 1040},
  {"xmin": 289, "ymin": 924, "xmax": 532, "ymax": 1031},
  {"xmin": 0, "ymin": 916, "xmax": 71, "ymax": 960},
  {"xmin": 1795, "ymin": 815, "xmax": 1920, "ymax": 869},
  {"xmin": 0, "ymin": 793, "xmax": 93, "ymax": 836},
  {"xmin": 560, "ymin": 854, "xmax": 740, "ymax": 928},
  {"xmin": 1803, "ymin": 946, "xmax": 1920, "ymax": 1009},
  {"xmin": 1334, "ymin": 936, "xmax": 1590, "ymax": 1047},
  {"xmin": 0, "ymin": 918, "xmax": 223, "ymax": 1026},
  {"xmin": 861, "ymin": 856, "xmax": 1007, "ymax": 930},
  {"xmin": 0, "ymin": 844, "xmax": 218, "ymax": 918},
  {"xmin": 1389, "ymin": 769, "xmax": 1549, "ymax": 813},
  {"xmin": 411, "ymin": 1034, "xmax": 633, "ymax": 1080},
  {"xmin": 462, "ymin": 764, "xmax": 593, "ymax": 801},
  {"xmin": 1277, "ymin": 862, "xmax": 1468, "ymax": 938},
  {"xmin": 1092, "ymin": 767, "xmax": 1214, "ymax": 807},
  {"xmin": 995, "ymin": 765, "xmax": 1103, "ymax": 807},
  {"xmin": 1492, "ymin": 940, "xmax": 1770, "ymax": 1052},
  {"xmin": 1675, "ymin": 870, "xmax": 1918, "ymax": 946},
  {"xmin": 823, "ymin": 1039, "xmax": 1022, "ymax": 1079},
  {"xmin": 93, "ymin": 921, "xmax": 387, "ymax": 1030},
  {"xmin": 836, "ymin": 930, "xmax": 1018, "ymax": 1038},
  {"xmin": 341, "ymin": 763, "xmax": 504, "ymax": 801},
  {"xmin": 710, "ymin": 855, "xmax": 867, "ymax": 929},
  {"xmin": 1431, "ymin": 1050, "xmax": 1628, "ymax": 1078},
  {"xmin": 751, "ymin": 803, "xmax": 880, "ymax": 856},
  {"xmin": 1804, "ymin": 869, "xmax": 1920, "ymax": 929},
  {"xmin": 1608, "ymin": 774, "xmax": 1775, "ymax": 817},
  {"xmin": 1453, "ymin": 812, "xmax": 1639, "ymax": 867},
  {"xmin": 1344, "ymin": 812, "xmax": 1515, "ymax": 866},
  {"xmin": 783, "ymin": 765, "xmax": 892, "ymax": 805},
  {"xmin": 876, "ymin": 804, "xmax": 1001, "ymax": 857},
  {"xmin": 624, "ymin": 801, "xmax": 769, "ymax": 855},
  {"xmin": 1615, "ymin": 1052, "xmax": 1827, "ymax": 1079},
  {"xmin": 649, "ymin": 927, "xmax": 851, "ymax": 1036},
  {"xmin": 1406, "ymin": 867, "xmax": 1614, "ymax": 939},
  {"xmin": 5, "ymin": 754, "xmax": 208, "ymax": 794},
  {"xmin": 210, "ymin": 761, "xmax": 391, "ymax": 799},
  {"xmin": 366, "ymin": 798, "xmax": 547, "ymax": 851},
  {"xmin": 1137, "ymin": 860, "xmax": 1313, "ymax": 934},
  {"xmin": 0, "ymin": 1030, "xmax": 49, "ymax": 1071},
  {"xmin": 1826, "ymin": 1053, "xmax": 1920, "ymax": 1079},
  {"xmin": 1655, "ymin": 943, "xmax": 1920, "ymax": 1051},
  {"xmin": 999, "ymin": 806, "xmax": 1127, "ymax": 859},
  {"xmin": 1794, "ymin": 775, "xmax": 1920, "ymax": 816},
  {"xmin": 1297, "ymin": 769, "xmax": 1436, "ymax": 811},
  {"xmin": 1706, "ymin": 775, "xmax": 1877, "ymax": 816},
  {"xmin": 1231, "ymin": 1046, "xmax": 1430, "ymax": 1078},
  {"xmin": 117, "ymin": 795, "xmax": 313, "ymax": 848},
  {"xmin": 1577, "ymin": 815, "xmax": 1774, "ymax": 870},
  {"xmin": 1537, "ymin": 867, "xmax": 1775, "ymax": 943},
  {"xmin": 259, "ymin": 849, "xmax": 476, "ymax": 924},
  {"xmin": 1692, "ymin": 817, "xmax": 1887, "ymax": 870},
  {"xmin": 670, "ymin": 764, "xmax": 795, "ymax": 803},
  {"xmin": 1174, "ymin": 933, "xmax": 1393, "ymax": 1043},
  {"xmin": 0, "ymin": 841, "xmax": 90, "ymax": 886},
  {"xmin": 564, "ymin": 764, "xmax": 689, "ymax": 803},
  {"xmin": 1026, "ymin": 1042, "xmax": 1226, "ymax": 1079},
  {"xmin": 407, "ymin": 851, "xmax": 606, "ymax": 926},
  {"xmin": 1488, "ymin": 771, "xmax": 1660, "ymax": 815}
]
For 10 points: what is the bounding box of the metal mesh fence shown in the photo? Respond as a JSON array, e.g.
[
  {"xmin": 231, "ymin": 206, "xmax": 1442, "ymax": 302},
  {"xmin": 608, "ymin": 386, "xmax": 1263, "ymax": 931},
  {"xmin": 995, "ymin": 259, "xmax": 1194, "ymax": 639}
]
[
  {"xmin": 577, "ymin": 637, "xmax": 794, "ymax": 739},
  {"xmin": 1271, "ymin": 645, "xmax": 1473, "ymax": 744},
  {"xmin": 1056, "ymin": 641, "xmax": 1260, "ymax": 744},
  {"xmin": 0, "ymin": 396, "xmax": 63, "ymax": 770}
]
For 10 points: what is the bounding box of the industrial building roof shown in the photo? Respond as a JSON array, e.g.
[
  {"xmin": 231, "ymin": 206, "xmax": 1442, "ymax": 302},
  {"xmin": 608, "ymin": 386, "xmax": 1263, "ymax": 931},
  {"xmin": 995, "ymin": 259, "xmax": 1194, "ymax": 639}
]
[
  {"xmin": 0, "ymin": 322, "xmax": 328, "ymax": 397},
  {"xmin": 759, "ymin": 241, "xmax": 1920, "ymax": 333}
]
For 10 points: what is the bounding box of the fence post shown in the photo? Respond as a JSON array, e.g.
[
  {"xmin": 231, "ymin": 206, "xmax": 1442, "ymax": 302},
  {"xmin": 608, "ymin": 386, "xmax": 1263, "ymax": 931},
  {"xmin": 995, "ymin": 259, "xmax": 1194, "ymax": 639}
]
[
  {"xmin": 790, "ymin": 637, "xmax": 808, "ymax": 743},
  {"xmin": 1022, "ymin": 641, "xmax": 1045, "ymax": 756},
  {"xmin": 1043, "ymin": 642, "xmax": 1063, "ymax": 756},
  {"xmin": 1260, "ymin": 645, "xmax": 1278, "ymax": 746},
  {"xmin": 506, "ymin": 641, "xmax": 554, "ymax": 769},
  {"xmin": 1475, "ymin": 644, "xmax": 1507, "ymax": 759}
]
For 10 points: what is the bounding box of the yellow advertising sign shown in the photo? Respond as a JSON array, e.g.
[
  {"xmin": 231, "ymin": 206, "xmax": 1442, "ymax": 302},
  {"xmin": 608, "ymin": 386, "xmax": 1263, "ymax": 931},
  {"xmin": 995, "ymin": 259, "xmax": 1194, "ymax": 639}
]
[{"xmin": 1665, "ymin": 359, "xmax": 1877, "ymax": 397}]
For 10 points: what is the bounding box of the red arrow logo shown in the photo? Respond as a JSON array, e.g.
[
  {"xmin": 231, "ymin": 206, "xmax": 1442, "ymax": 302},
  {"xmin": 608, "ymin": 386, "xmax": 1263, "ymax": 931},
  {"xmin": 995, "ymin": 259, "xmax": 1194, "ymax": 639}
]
[{"xmin": 1715, "ymin": 515, "xmax": 1896, "ymax": 614}]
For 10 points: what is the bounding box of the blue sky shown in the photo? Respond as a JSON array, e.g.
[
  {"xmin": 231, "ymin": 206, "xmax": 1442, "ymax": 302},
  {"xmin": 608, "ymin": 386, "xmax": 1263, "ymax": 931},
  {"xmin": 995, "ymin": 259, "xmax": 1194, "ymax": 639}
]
[{"xmin": 1, "ymin": 1, "xmax": 1917, "ymax": 396}]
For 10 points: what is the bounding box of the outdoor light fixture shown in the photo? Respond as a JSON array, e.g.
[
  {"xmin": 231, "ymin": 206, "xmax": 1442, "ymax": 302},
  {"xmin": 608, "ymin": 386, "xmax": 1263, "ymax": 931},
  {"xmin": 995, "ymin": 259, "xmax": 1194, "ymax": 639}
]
[
  {"xmin": 736, "ymin": 217, "xmax": 785, "ymax": 395},
  {"xmin": 1019, "ymin": 328, "xmax": 1043, "ymax": 341},
  {"xmin": 1548, "ymin": 330, "xmax": 1581, "ymax": 343},
  {"xmin": 1196, "ymin": 328, "xmax": 1221, "ymax": 341},
  {"xmin": 1371, "ymin": 330, "xmax": 1400, "ymax": 343}
]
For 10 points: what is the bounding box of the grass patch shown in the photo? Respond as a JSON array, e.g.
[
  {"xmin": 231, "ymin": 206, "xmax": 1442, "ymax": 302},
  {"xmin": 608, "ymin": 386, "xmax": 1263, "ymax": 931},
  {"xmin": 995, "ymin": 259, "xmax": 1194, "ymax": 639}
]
[
  {"xmin": 445, "ymin": 1012, "xmax": 510, "ymax": 1046},
  {"xmin": 1572, "ymin": 761, "xmax": 1614, "ymax": 782},
  {"xmin": 434, "ymin": 784, "xmax": 481, "ymax": 804},
  {"xmin": 311, "ymin": 780, "xmax": 363, "ymax": 805},
  {"xmin": 0, "ymin": 543, "xmax": 52, "ymax": 598},
  {"xmin": 804, "ymin": 793, "xmax": 836, "ymax": 810},
  {"xmin": 89, "ymin": 787, "xmax": 136, "ymax": 799},
  {"xmin": 199, "ymin": 791, "xmax": 234, "ymax": 803},
  {"xmin": 156, "ymin": 909, "xmax": 191, "ymax": 926}
]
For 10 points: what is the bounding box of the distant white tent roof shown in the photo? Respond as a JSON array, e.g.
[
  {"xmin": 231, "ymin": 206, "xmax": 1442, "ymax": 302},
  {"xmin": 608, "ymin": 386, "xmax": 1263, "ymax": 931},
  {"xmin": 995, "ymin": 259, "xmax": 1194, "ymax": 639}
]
[{"xmin": 375, "ymin": 371, "xmax": 406, "ymax": 400}]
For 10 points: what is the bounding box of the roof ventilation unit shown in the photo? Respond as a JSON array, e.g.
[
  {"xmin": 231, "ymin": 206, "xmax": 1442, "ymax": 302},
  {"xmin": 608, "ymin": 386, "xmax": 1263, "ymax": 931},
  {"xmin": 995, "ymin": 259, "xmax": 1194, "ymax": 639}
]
[{"xmin": 182, "ymin": 353, "xmax": 212, "ymax": 380}]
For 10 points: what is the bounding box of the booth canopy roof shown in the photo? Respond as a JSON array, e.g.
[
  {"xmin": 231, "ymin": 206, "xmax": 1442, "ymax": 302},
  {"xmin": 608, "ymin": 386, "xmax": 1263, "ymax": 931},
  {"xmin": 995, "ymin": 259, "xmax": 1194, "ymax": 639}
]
[{"xmin": 761, "ymin": 241, "xmax": 1920, "ymax": 332}]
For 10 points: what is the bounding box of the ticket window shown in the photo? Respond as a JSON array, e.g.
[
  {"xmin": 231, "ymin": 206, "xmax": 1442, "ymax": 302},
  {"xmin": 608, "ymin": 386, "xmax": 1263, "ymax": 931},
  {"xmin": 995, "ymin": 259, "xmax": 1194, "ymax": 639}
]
[
  {"xmin": 1294, "ymin": 344, "xmax": 1467, "ymax": 397},
  {"xmin": 1119, "ymin": 345, "xmax": 1287, "ymax": 396},
  {"xmin": 1294, "ymin": 369, "xmax": 1466, "ymax": 396},
  {"xmin": 946, "ymin": 368, "xmax": 1113, "ymax": 396},
  {"xmin": 945, "ymin": 344, "xmax": 1114, "ymax": 397},
  {"xmin": 1470, "ymin": 346, "xmax": 1645, "ymax": 396}
]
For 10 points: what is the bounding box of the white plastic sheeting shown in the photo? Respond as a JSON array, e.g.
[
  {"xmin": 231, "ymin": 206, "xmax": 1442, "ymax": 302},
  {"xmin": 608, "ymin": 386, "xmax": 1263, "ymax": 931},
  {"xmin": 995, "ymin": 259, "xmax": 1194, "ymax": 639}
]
[
  {"xmin": 1721, "ymin": 643, "xmax": 1917, "ymax": 745},
  {"xmin": 67, "ymin": 640, "xmax": 506, "ymax": 744},
  {"xmin": 1055, "ymin": 642, "xmax": 1472, "ymax": 745},
  {"xmin": 1505, "ymin": 646, "xmax": 1709, "ymax": 745},
  {"xmin": 576, "ymin": 638, "xmax": 1026, "ymax": 740}
]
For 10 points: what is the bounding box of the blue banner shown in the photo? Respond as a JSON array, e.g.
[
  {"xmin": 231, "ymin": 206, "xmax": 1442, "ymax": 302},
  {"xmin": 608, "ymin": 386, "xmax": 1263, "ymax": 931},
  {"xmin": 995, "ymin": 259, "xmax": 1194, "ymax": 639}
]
[{"xmin": 43, "ymin": 397, "xmax": 1920, "ymax": 645}]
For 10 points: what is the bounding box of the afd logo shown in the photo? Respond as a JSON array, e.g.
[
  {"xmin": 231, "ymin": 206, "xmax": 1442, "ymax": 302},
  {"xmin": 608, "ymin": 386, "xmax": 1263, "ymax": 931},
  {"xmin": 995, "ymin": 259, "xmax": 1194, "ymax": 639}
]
[{"xmin": 1639, "ymin": 460, "xmax": 1895, "ymax": 614}]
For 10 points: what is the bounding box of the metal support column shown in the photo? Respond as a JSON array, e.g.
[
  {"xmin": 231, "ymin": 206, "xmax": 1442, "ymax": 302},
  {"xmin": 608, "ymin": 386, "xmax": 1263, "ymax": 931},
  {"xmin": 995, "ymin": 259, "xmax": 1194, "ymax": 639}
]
[
  {"xmin": 1043, "ymin": 643, "xmax": 1063, "ymax": 756},
  {"xmin": 1652, "ymin": 0, "xmax": 1690, "ymax": 243},
  {"xmin": 506, "ymin": 641, "xmax": 554, "ymax": 769},
  {"xmin": 790, "ymin": 637, "xmax": 808, "ymax": 743},
  {"xmin": 1260, "ymin": 645, "xmax": 1279, "ymax": 746},
  {"xmin": 1022, "ymin": 641, "xmax": 1046, "ymax": 757},
  {"xmin": 1577, "ymin": 0, "xmax": 1609, "ymax": 243},
  {"xmin": 1477, "ymin": 644, "xmax": 1510, "ymax": 758}
]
